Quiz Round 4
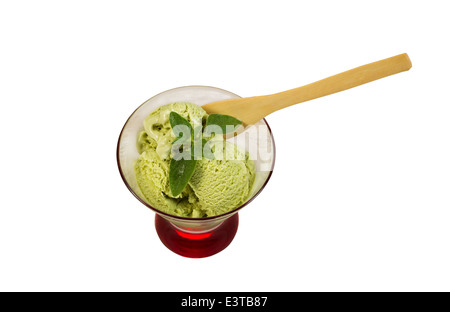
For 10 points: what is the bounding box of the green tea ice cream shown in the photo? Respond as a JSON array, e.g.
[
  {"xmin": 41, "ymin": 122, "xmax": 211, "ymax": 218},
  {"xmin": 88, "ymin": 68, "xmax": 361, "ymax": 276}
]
[{"xmin": 134, "ymin": 102, "xmax": 255, "ymax": 218}]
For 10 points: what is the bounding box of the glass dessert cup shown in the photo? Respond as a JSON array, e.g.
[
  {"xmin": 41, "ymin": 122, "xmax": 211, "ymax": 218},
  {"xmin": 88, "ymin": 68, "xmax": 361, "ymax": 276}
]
[{"xmin": 117, "ymin": 86, "xmax": 275, "ymax": 258}]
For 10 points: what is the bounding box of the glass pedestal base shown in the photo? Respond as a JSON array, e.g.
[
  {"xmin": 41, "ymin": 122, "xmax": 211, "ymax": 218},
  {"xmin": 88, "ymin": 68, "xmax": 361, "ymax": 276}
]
[{"xmin": 155, "ymin": 213, "xmax": 239, "ymax": 258}]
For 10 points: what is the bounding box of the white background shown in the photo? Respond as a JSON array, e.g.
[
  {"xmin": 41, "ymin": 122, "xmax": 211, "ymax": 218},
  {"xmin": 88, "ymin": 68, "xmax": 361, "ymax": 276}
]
[{"xmin": 1, "ymin": 1, "xmax": 449, "ymax": 292}]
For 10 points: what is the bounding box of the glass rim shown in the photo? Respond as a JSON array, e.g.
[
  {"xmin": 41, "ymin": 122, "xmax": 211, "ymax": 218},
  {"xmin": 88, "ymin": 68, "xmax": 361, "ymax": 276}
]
[{"xmin": 116, "ymin": 85, "xmax": 276, "ymax": 221}]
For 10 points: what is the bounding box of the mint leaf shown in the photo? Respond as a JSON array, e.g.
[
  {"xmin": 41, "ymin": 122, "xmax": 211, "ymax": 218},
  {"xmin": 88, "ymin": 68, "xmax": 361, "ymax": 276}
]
[
  {"xmin": 171, "ymin": 139, "xmax": 192, "ymax": 161},
  {"xmin": 205, "ymin": 114, "xmax": 242, "ymax": 134},
  {"xmin": 169, "ymin": 158, "xmax": 197, "ymax": 197},
  {"xmin": 169, "ymin": 111, "xmax": 193, "ymax": 140},
  {"xmin": 169, "ymin": 111, "xmax": 197, "ymax": 196},
  {"xmin": 172, "ymin": 135, "xmax": 190, "ymax": 146}
]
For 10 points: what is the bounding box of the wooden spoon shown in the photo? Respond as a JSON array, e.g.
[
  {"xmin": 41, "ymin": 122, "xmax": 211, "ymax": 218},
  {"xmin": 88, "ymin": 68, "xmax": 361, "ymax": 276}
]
[{"xmin": 202, "ymin": 53, "xmax": 412, "ymax": 125}]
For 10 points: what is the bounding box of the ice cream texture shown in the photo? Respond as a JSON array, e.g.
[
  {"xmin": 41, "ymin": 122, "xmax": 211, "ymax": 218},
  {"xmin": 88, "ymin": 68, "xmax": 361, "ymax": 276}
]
[{"xmin": 134, "ymin": 102, "xmax": 255, "ymax": 218}]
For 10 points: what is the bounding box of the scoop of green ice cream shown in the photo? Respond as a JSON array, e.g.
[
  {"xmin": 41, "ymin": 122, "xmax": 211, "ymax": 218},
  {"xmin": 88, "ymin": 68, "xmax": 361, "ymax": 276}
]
[
  {"xmin": 134, "ymin": 102, "xmax": 255, "ymax": 218},
  {"xmin": 135, "ymin": 148, "xmax": 203, "ymax": 217},
  {"xmin": 189, "ymin": 141, "xmax": 255, "ymax": 216},
  {"xmin": 143, "ymin": 102, "xmax": 207, "ymax": 160}
]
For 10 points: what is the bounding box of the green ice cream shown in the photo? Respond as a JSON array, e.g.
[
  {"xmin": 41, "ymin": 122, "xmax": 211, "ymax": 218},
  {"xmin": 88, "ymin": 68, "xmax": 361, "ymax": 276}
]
[{"xmin": 134, "ymin": 102, "xmax": 255, "ymax": 218}]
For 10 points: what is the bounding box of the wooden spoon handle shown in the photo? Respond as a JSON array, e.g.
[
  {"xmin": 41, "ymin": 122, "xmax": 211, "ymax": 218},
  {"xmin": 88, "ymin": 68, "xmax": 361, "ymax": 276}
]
[
  {"xmin": 266, "ymin": 53, "xmax": 412, "ymax": 111},
  {"xmin": 203, "ymin": 53, "xmax": 412, "ymax": 125}
]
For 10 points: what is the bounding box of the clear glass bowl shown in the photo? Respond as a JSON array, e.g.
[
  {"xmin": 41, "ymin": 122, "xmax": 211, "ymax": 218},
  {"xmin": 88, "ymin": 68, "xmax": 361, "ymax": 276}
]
[{"xmin": 117, "ymin": 86, "xmax": 275, "ymax": 257}]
